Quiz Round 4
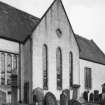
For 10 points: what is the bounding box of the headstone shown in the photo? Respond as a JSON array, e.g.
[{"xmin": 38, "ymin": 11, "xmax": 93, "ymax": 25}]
[
  {"xmin": 33, "ymin": 87, "xmax": 44, "ymax": 102},
  {"xmin": 68, "ymin": 99, "xmax": 77, "ymax": 105},
  {"xmin": 101, "ymin": 83, "xmax": 105, "ymax": 105},
  {"xmin": 73, "ymin": 101, "xmax": 81, "ymax": 105},
  {"xmin": 72, "ymin": 84, "xmax": 80, "ymax": 100},
  {"xmin": 68, "ymin": 99, "xmax": 81, "ymax": 105},
  {"xmin": 78, "ymin": 96, "xmax": 85, "ymax": 104},
  {"xmin": 83, "ymin": 91, "xmax": 89, "ymax": 102},
  {"xmin": 0, "ymin": 91, "xmax": 6, "ymax": 105},
  {"xmin": 62, "ymin": 89, "xmax": 70, "ymax": 100},
  {"xmin": 99, "ymin": 94, "xmax": 102, "ymax": 103},
  {"xmin": 102, "ymin": 93, "xmax": 105, "ymax": 105},
  {"xmin": 33, "ymin": 87, "xmax": 44, "ymax": 105},
  {"xmin": 89, "ymin": 93, "xmax": 94, "ymax": 103},
  {"xmin": 60, "ymin": 93, "xmax": 68, "ymax": 105},
  {"xmin": 44, "ymin": 92, "xmax": 57, "ymax": 105},
  {"xmin": 102, "ymin": 83, "xmax": 105, "ymax": 93},
  {"xmin": 94, "ymin": 90, "xmax": 99, "ymax": 103},
  {"xmin": 33, "ymin": 94, "xmax": 37, "ymax": 103}
]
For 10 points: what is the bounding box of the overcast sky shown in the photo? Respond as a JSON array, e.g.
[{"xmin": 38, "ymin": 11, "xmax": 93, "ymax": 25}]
[{"xmin": 0, "ymin": 0, "xmax": 105, "ymax": 53}]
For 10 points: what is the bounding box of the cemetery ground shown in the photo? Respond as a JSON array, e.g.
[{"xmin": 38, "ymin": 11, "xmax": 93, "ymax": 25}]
[{"xmin": 3, "ymin": 85, "xmax": 105, "ymax": 105}]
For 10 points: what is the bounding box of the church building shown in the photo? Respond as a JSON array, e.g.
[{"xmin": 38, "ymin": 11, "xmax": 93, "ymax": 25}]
[{"xmin": 0, "ymin": 0, "xmax": 105, "ymax": 104}]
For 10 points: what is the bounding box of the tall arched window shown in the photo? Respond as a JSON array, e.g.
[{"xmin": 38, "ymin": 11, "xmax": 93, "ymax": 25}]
[
  {"xmin": 56, "ymin": 47, "xmax": 62, "ymax": 90},
  {"xmin": 42, "ymin": 44, "xmax": 48, "ymax": 89},
  {"xmin": 69, "ymin": 52, "xmax": 73, "ymax": 88}
]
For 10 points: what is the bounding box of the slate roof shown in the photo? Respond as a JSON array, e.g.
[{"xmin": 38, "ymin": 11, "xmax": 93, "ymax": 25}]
[
  {"xmin": 0, "ymin": 1, "xmax": 105, "ymax": 65},
  {"xmin": 0, "ymin": 1, "xmax": 39, "ymax": 42},
  {"xmin": 75, "ymin": 35, "xmax": 105, "ymax": 65}
]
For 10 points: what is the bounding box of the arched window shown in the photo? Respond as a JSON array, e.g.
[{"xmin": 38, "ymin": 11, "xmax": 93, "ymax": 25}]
[
  {"xmin": 69, "ymin": 52, "xmax": 73, "ymax": 88},
  {"xmin": 56, "ymin": 47, "xmax": 62, "ymax": 90},
  {"xmin": 42, "ymin": 44, "xmax": 48, "ymax": 89}
]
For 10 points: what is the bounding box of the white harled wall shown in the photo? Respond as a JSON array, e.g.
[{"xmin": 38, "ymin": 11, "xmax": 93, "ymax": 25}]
[
  {"xmin": 32, "ymin": 0, "xmax": 80, "ymax": 100},
  {"xmin": 0, "ymin": 38, "xmax": 19, "ymax": 53},
  {"xmin": 80, "ymin": 59, "xmax": 105, "ymax": 96}
]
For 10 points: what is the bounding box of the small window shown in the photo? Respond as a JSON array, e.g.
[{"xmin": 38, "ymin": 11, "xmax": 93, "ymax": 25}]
[
  {"xmin": 84, "ymin": 67, "xmax": 92, "ymax": 90},
  {"xmin": 42, "ymin": 44, "xmax": 48, "ymax": 90},
  {"xmin": 56, "ymin": 47, "xmax": 62, "ymax": 90},
  {"xmin": 0, "ymin": 52, "xmax": 18, "ymax": 86},
  {"xmin": 69, "ymin": 52, "xmax": 73, "ymax": 88}
]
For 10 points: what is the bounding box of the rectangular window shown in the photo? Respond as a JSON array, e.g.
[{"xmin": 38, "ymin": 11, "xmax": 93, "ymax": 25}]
[
  {"xmin": 85, "ymin": 67, "xmax": 92, "ymax": 90},
  {"xmin": 0, "ymin": 52, "xmax": 18, "ymax": 86},
  {"xmin": 1, "ymin": 53, "xmax": 5, "ymax": 85},
  {"xmin": 69, "ymin": 52, "xmax": 73, "ymax": 88}
]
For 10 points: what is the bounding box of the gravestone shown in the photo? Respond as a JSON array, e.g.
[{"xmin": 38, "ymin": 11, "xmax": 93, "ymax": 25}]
[
  {"xmin": 33, "ymin": 87, "xmax": 44, "ymax": 102},
  {"xmin": 72, "ymin": 84, "xmax": 80, "ymax": 100},
  {"xmin": 0, "ymin": 90, "xmax": 6, "ymax": 105},
  {"xmin": 33, "ymin": 94, "xmax": 37, "ymax": 103},
  {"xmin": 83, "ymin": 91, "xmax": 89, "ymax": 102},
  {"xmin": 94, "ymin": 90, "xmax": 99, "ymax": 103},
  {"xmin": 11, "ymin": 74, "xmax": 18, "ymax": 104},
  {"xmin": 44, "ymin": 92, "xmax": 57, "ymax": 105},
  {"xmin": 99, "ymin": 94, "xmax": 102, "ymax": 104},
  {"xmin": 102, "ymin": 93, "xmax": 105, "ymax": 105},
  {"xmin": 102, "ymin": 83, "xmax": 105, "ymax": 93},
  {"xmin": 73, "ymin": 101, "xmax": 81, "ymax": 105},
  {"xmin": 68, "ymin": 99, "xmax": 77, "ymax": 105},
  {"xmin": 60, "ymin": 93, "xmax": 68, "ymax": 105},
  {"xmin": 62, "ymin": 89, "xmax": 70, "ymax": 100},
  {"xmin": 78, "ymin": 96, "xmax": 85, "ymax": 104},
  {"xmin": 89, "ymin": 93, "xmax": 94, "ymax": 103},
  {"xmin": 68, "ymin": 99, "xmax": 81, "ymax": 105},
  {"xmin": 33, "ymin": 87, "xmax": 44, "ymax": 105},
  {"xmin": 101, "ymin": 83, "xmax": 105, "ymax": 105}
]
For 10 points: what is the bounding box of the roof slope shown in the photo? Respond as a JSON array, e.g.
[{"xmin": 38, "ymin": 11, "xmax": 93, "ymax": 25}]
[
  {"xmin": 76, "ymin": 35, "xmax": 105, "ymax": 65},
  {"xmin": 0, "ymin": 1, "xmax": 39, "ymax": 42},
  {"xmin": 0, "ymin": 1, "xmax": 105, "ymax": 65}
]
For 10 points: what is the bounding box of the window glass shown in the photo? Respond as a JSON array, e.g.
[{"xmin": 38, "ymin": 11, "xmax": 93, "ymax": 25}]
[
  {"xmin": 56, "ymin": 47, "xmax": 62, "ymax": 90},
  {"xmin": 85, "ymin": 67, "xmax": 92, "ymax": 90},
  {"xmin": 1, "ymin": 53, "xmax": 5, "ymax": 85},
  {"xmin": 43, "ymin": 44, "xmax": 48, "ymax": 89},
  {"xmin": 69, "ymin": 52, "xmax": 73, "ymax": 88}
]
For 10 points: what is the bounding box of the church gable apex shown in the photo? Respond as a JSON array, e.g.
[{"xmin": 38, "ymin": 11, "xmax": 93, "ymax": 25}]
[{"xmin": 33, "ymin": 0, "xmax": 79, "ymax": 51}]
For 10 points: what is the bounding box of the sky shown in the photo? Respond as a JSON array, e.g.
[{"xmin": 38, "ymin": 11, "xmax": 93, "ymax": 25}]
[{"xmin": 0, "ymin": 0, "xmax": 105, "ymax": 53}]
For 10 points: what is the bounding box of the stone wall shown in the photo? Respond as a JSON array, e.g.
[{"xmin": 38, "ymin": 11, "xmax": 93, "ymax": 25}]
[{"xmin": 32, "ymin": 0, "xmax": 80, "ymax": 100}]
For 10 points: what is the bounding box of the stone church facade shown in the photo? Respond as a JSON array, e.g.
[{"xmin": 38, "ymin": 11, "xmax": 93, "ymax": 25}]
[{"xmin": 0, "ymin": 0, "xmax": 105, "ymax": 104}]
